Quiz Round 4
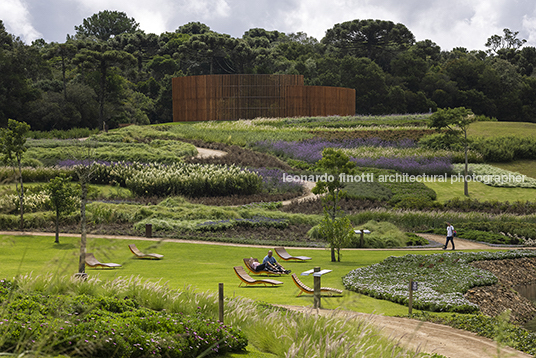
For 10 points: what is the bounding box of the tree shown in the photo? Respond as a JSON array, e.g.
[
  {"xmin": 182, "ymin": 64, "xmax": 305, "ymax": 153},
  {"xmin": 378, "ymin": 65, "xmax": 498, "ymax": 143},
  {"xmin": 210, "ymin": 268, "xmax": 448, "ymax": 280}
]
[
  {"xmin": 312, "ymin": 148, "xmax": 356, "ymax": 261},
  {"xmin": 74, "ymin": 42, "xmax": 136, "ymax": 130},
  {"xmin": 71, "ymin": 141, "xmax": 97, "ymax": 275},
  {"xmin": 75, "ymin": 10, "xmax": 140, "ymax": 41},
  {"xmin": 0, "ymin": 119, "xmax": 30, "ymax": 230},
  {"xmin": 322, "ymin": 19, "xmax": 415, "ymax": 69},
  {"xmin": 485, "ymin": 28, "xmax": 526, "ymax": 54},
  {"xmin": 45, "ymin": 174, "xmax": 77, "ymax": 244},
  {"xmin": 44, "ymin": 42, "xmax": 77, "ymax": 99},
  {"xmin": 429, "ymin": 107, "xmax": 475, "ymax": 196}
]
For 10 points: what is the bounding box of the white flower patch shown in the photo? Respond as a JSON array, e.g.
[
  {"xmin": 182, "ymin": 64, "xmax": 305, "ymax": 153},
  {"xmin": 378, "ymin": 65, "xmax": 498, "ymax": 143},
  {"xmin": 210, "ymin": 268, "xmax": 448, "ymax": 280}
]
[{"xmin": 452, "ymin": 163, "xmax": 536, "ymax": 188}]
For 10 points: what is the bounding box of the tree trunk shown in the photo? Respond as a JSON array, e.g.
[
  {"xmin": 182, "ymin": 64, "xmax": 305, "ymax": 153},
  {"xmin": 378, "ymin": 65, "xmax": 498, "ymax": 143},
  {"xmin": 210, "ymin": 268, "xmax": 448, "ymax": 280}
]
[
  {"xmin": 17, "ymin": 157, "xmax": 23, "ymax": 231},
  {"xmin": 464, "ymin": 129, "xmax": 469, "ymax": 196},
  {"xmin": 99, "ymin": 60, "xmax": 107, "ymax": 132},
  {"xmin": 55, "ymin": 210, "xmax": 60, "ymax": 244},
  {"xmin": 331, "ymin": 247, "xmax": 336, "ymax": 262},
  {"xmin": 78, "ymin": 179, "xmax": 88, "ymax": 274}
]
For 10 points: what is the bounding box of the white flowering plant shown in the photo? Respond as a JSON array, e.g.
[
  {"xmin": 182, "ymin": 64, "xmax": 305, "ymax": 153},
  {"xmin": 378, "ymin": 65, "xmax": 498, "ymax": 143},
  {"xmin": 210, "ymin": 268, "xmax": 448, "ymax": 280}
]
[{"xmin": 342, "ymin": 250, "xmax": 536, "ymax": 313}]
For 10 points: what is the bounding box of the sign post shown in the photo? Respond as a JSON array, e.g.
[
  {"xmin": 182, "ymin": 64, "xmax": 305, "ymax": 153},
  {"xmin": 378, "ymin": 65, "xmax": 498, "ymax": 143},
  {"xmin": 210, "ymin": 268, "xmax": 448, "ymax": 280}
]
[
  {"xmin": 302, "ymin": 267, "xmax": 333, "ymax": 310},
  {"xmin": 313, "ymin": 267, "xmax": 321, "ymax": 309}
]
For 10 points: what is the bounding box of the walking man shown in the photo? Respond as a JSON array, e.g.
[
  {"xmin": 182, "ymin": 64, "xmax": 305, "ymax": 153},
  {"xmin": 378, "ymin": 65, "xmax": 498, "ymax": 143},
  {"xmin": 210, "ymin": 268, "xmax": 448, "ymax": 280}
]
[{"xmin": 444, "ymin": 222, "xmax": 455, "ymax": 250}]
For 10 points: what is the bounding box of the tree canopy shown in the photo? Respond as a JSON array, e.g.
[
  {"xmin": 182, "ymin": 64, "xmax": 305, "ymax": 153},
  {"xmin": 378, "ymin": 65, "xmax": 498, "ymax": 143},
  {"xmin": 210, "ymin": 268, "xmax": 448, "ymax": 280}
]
[
  {"xmin": 75, "ymin": 10, "xmax": 140, "ymax": 41},
  {"xmin": 1, "ymin": 12, "xmax": 535, "ymax": 130}
]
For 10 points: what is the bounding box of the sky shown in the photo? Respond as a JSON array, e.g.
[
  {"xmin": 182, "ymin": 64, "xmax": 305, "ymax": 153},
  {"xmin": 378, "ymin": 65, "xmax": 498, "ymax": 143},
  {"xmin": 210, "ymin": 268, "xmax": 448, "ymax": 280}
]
[{"xmin": 2, "ymin": 0, "xmax": 536, "ymax": 51}]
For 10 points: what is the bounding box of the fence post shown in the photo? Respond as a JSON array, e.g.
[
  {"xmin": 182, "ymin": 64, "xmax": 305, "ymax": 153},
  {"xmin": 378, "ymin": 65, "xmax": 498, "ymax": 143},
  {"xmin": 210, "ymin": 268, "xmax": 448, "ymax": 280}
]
[
  {"xmin": 218, "ymin": 283, "xmax": 224, "ymax": 323},
  {"xmin": 408, "ymin": 279, "xmax": 414, "ymax": 315},
  {"xmin": 145, "ymin": 223, "xmax": 152, "ymax": 238}
]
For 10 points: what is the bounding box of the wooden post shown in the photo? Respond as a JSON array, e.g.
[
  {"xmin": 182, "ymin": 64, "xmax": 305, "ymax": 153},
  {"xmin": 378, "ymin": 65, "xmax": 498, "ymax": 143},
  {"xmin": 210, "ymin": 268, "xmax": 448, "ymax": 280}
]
[
  {"xmin": 314, "ymin": 267, "xmax": 321, "ymax": 309},
  {"xmin": 408, "ymin": 279, "xmax": 414, "ymax": 315},
  {"xmin": 145, "ymin": 223, "xmax": 152, "ymax": 238},
  {"xmin": 218, "ymin": 283, "xmax": 224, "ymax": 323},
  {"xmin": 360, "ymin": 231, "xmax": 364, "ymax": 248}
]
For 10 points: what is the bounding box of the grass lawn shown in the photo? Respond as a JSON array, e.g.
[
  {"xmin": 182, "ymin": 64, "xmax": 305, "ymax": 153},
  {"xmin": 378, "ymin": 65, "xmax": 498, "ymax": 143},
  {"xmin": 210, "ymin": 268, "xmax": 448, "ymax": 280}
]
[
  {"xmin": 468, "ymin": 121, "xmax": 536, "ymax": 138},
  {"xmin": 0, "ymin": 234, "xmax": 451, "ymax": 317},
  {"xmin": 421, "ymin": 178, "xmax": 536, "ymax": 203},
  {"xmin": 493, "ymin": 159, "xmax": 536, "ymax": 180}
]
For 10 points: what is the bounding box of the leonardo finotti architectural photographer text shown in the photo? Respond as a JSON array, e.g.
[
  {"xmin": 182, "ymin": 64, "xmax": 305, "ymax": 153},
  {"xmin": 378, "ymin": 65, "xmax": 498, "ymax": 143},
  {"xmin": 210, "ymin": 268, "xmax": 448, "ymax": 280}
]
[{"xmin": 281, "ymin": 172, "xmax": 526, "ymax": 184}]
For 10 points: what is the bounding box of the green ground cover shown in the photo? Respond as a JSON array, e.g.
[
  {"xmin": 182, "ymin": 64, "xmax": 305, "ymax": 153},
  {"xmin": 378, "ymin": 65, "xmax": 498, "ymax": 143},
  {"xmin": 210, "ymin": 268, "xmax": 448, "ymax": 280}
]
[
  {"xmin": 494, "ymin": 160, "xmax": 536, "ymax": 180},
  {"xmin": 421, "ymin": 179, "xmax": 536, "ymax": 203},
  {"xmin": 0, "ymin": 234, "xmax": 447, "ymax": 316},
  {"xmin": 468, "ymin": 121, "xmax": 536, "ymax": 138}
]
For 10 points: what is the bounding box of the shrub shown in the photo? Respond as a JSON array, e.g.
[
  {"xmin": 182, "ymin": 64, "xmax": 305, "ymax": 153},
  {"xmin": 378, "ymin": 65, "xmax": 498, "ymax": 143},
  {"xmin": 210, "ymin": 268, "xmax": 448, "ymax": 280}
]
[
  {"xmin": 473, "ymin": 136, "xmax": 536, "ymax": 162},
  {"xmin": 0, "ymin": 283, "xmax": 247, "ymax": 357}
]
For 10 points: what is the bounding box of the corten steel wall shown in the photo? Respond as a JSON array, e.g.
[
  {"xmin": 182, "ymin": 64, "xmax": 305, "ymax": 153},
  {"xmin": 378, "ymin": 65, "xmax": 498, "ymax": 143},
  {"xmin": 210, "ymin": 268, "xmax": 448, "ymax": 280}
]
[{"xmin": 172, "ymin": 74, "xmax": 355, "ymax": 122}]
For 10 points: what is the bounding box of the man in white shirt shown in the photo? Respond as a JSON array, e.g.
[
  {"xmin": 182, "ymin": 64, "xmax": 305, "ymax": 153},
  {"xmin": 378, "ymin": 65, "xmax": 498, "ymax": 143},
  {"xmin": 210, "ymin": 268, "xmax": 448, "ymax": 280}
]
[{"xmin": 444, "ymin": 222, "xmax": 455, "ymax": 250}]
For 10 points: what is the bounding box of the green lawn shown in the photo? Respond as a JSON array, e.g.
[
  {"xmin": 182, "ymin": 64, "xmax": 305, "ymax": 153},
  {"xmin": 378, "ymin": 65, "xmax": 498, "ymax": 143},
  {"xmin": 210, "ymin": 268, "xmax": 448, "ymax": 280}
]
[
  {"xmin": 468, "ymin": 121, "xmax": 536, "ymax": 138},
  {"xmin": 0, "ymin": 234, "xmax": 449, "ymax": 316},
  {"xmin": 422, "ymin": 178, "xmax": 536, "ymax": 203},
  {"xmin": 493, "ymin": 160, "xmax": 536, "ymax": 180}
]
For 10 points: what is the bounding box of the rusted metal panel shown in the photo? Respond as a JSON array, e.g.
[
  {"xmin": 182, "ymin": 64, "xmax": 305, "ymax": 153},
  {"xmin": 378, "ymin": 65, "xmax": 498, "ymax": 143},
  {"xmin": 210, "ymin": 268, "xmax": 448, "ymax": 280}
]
[{"xmin": 172, "ymin": 74, "xmax": 354, "ymax": 122}]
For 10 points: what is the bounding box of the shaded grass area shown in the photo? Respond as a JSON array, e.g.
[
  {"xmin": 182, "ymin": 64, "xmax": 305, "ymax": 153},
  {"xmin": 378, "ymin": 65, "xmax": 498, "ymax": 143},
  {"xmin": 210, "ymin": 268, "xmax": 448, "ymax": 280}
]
[
  {"xmin": 422, "ymin": 179, "xmax": 536, "ymax": 203},
  {"xmin": 493, "ymin": 160, "xmax": 536, "ymax": 180},
  {"xmin": 0, "ymin": 234, "xmax": 448, "ymax": 316},
  {"xmin": 468, "ymin": 121, "xmax": 536, "ymax": 138}
]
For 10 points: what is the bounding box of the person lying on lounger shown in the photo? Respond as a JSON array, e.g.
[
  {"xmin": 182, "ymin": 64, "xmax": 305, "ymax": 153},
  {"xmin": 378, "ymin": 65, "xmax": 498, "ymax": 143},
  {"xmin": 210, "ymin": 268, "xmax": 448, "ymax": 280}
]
[{"xmin": 262, "ymin": 250, "xmax": 291, "ymax": 274}]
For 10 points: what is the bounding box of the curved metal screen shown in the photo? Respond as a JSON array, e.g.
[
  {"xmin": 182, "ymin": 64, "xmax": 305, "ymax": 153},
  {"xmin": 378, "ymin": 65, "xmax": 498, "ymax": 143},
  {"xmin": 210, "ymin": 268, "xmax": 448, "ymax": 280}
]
[{"xmin": 172, "ymin": 74, "xmax": 355, "ymax": 121}]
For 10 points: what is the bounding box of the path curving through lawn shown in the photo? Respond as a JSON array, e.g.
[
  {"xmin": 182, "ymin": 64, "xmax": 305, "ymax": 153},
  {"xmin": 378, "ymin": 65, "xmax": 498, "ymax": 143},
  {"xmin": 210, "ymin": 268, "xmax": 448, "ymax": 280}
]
[{"xmin": 277, "ymin": 305, "xmax": 533, "ymax": 358}]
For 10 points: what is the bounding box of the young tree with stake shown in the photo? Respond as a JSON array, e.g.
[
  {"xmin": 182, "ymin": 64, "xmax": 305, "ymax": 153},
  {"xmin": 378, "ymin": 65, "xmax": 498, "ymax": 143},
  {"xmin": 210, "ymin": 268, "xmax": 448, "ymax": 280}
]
[
  {"xmin": 0, "ymin": 119, "xmax": 30, "ymax": 231},
  {"xmin": 312, "ymin": 148, "xmax": 356, "ymax": 262},
  {"xmin": 45, "ymin": 174, "xmax": 77, "ymax": 244}
]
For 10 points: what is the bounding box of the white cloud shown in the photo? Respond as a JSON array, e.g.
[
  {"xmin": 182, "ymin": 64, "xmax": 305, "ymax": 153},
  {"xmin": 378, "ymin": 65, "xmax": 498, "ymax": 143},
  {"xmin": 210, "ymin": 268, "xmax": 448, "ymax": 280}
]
[
  {"xmin": 0, "ymin": 0, "xmax": 42, "ymax": 42},
  {"xmin": 2, "ymin": 0, "xmax": 535, "ymax": 50}
]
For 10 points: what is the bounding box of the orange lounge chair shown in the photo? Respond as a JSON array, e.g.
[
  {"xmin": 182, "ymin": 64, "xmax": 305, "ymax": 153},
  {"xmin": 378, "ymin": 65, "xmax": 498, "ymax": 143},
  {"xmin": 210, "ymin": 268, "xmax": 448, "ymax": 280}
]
[
  {"xmin": 129, "ymin": 244, "xmax": 164, "ymax": 259},
  {"xmin": 274, "ymin": 247, "xmax": 311, "ymax": 261},
  {"xmin": 85, "ymin": 253, "xmax": 122, "ymax": 268},
  {"xmin": 291, "ymin": 274, "xmax": 342, "ymax": 296},
  {"xmin": 233, "ymin": 266, "xmax": 283, "ymax": 287},
  {"xmin": 243, "ymin": 258, "xmax": 281, "ymax": 276}
]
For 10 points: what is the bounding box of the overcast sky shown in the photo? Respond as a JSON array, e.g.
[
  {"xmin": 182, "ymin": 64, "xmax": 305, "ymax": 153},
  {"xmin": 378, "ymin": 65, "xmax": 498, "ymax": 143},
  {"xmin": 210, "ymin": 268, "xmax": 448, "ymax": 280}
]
[{"xmin": 2, "ymin": 0, "xmax": 536, "ymax": 51}]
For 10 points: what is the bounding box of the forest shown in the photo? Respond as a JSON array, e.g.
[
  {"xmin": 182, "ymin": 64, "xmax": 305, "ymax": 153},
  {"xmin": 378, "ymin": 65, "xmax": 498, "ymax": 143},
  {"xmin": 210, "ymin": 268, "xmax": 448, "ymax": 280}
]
[{"xmin": 1, "ymin": 10, "xmax": 536, "ymax": 131}]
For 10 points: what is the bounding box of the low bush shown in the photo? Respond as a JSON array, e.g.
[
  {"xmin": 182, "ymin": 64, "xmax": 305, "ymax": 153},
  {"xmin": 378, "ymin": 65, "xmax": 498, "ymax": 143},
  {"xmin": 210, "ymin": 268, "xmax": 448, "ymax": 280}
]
[
  {"xmin": 27, "ymin": 139, "xmax": 197, "ymax": 165},
  {"xmin": 28, "ymin": 127, "xmax": 99, "ymax": 139},
  {"xmin": 0, "ymin": 280, "xmax": 247, "ymax": 357},
  {"xmin": 473, "ymin": 136, "xmax": 536, "ymax": 162},
  {"xmin": 405, "ymin": 233, "xmax": 429, "ymax": 246},
  {"xmin": 308, "ymin": 220, "xmax": 407, "ymax": 248}
]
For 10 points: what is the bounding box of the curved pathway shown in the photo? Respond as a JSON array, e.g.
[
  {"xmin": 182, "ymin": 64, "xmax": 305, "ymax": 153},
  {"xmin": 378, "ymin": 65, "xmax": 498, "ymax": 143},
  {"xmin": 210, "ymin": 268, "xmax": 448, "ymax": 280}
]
[{"xmin": 277, "ymin": 305, "xmax": 532, "ymax": 358}]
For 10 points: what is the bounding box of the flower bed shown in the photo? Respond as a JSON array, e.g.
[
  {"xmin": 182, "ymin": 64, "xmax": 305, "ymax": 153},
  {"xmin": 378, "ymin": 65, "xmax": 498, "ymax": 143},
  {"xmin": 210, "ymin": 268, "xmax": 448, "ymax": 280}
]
[
  {"xmin": 66, "ymin": 161, "xmax": 263, "ymax": 198},
  {"xmin": 342, "ymin": 250, "xmax": 536, "ymax": 313},
  {"xmin": 452, "ymin": 163, "xmax": 536, "ymax": 188}
]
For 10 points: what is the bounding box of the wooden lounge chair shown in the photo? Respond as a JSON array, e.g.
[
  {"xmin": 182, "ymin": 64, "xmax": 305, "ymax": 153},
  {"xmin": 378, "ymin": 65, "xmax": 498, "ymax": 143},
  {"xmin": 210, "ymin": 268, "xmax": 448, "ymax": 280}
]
[
  {"xmin": 129, "ymin": 244, "xmax": 164, "ymax": 259},
  {"xmin": 85, "ymin": 253, "xmax": 122, "ymax": 268},
  {"xmin": 243, "ymin": 258, "xmax": 281, "ymax": 276},
  {"xmin": 291, "ymin": 274, "xmax": 342, "ymax": 296},
  {"xmin": 274, "ymin": 247, "xmax": 311, "ymax": 261},
  {"xmin": 233, "ymin": 266, "xmax": 283, "ymax": 287}
]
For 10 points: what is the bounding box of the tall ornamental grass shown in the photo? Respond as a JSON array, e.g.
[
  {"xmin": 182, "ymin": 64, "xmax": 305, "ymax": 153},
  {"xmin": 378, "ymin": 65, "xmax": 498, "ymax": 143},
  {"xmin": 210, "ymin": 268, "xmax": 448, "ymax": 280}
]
[
  {"xmin": 68, "ymin": 161, "xmax": 263, "ymax": 198},
  {"xmin": 3, "ymin": 273, "xmax": 436, "ymax": 358}
]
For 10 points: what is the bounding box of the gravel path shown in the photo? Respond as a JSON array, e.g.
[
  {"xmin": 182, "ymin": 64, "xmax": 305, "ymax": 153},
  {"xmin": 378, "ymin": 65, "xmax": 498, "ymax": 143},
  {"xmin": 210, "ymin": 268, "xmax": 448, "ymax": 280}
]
[{"xmin": 277, "ymin": 305, "xmax": 532, "ymax": 358}]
